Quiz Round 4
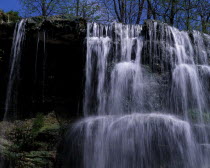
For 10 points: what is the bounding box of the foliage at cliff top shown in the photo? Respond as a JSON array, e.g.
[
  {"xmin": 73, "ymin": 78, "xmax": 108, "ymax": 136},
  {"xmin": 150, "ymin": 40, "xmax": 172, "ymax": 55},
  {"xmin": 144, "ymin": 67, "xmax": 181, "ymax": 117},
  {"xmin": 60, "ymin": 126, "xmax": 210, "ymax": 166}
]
[
  {"xmin": 18, "ymin": 0, "xmax": 102, "ymax": 22},
  {"xmin": 0, "ymin": 10, "xmax": 20, "ymax": 23}
]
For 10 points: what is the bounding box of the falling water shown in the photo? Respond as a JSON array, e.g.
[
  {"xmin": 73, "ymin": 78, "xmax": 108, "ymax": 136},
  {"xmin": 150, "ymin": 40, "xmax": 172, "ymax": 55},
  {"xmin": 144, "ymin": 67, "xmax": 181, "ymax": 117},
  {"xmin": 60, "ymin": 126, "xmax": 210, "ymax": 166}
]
[
  {"xmin": 84, "ymin": 23, "xmax": 144, "ymax": 115},
  {"xmin": 72, "ymin": 113, "xmax": 200, "ymax": 168},
  {"xmin": 64, "ymin": 21, "xmax": 210, "ymax": 168},
  {"xmin": 0, "ymin": 19, "xmax": 26, "ymax": 168},
  {"xmin": 4, "ymin": 19, "xmax": 26, "ymax": 120},
  {"xmin": 42, "ymin": 31, "xmax": 47, "ymax": 103}
]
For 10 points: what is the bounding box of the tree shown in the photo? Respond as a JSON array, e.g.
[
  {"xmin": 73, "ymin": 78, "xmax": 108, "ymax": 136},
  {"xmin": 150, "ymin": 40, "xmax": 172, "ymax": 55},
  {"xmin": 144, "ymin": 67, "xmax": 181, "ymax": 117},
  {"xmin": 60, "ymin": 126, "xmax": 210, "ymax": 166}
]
[
  {"xmin": 150, "ymin": 0, "xmax": 181, "ymax": 26},
  {"xmin": 100, "ymin": 0, "xmax": 145, "ymax": 24},
  {"xmin": 7, "ymin": 11, "xmax": 20, "ymax": 22},
  {"xmin": 0, "ymin": 10, "xmax": 20, "ymax": 23},
  {"xmin": 195, "ymin": 0, "xmax": 210, "ymax": 33},
  {"xmin": 176, "ymin": 0, "xmax": 210, "ymax": 33},
  {"xmin": 76, "ymin": 0, "xmax": 80, "ymax": 16},
  {"xmin": 146, "ymin": 0, "xmax": 156, "ymax": 20},
  {"xmin": 177, "ymin": 0, "xmax": 195, "ymax": 30},
  {"xmin": 0, "ymin": 10, "xmax": 7, "ymax": 23},
  {"xmin": 18, "ymin": 0, "xmax": 66, "ymax": 17},
  {"xmin": 60, "ymin": 0, "xmax": 102, "ymax": 21},
  {"xmin": 17, "ymin": 0, "xmax": 209, "ymax": 34}
]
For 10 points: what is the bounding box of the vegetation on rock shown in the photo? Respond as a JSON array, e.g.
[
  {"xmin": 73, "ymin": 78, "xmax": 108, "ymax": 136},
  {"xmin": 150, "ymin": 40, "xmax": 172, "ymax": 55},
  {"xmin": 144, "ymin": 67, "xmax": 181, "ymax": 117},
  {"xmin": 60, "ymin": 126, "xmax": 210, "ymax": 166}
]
[
  {"xmin": 0, "ymin": 10, "xmax": 20, "ymax": 23},
  {"xmin": 0, "ymin": 113, "xmax": 60, "ymax": 168}
]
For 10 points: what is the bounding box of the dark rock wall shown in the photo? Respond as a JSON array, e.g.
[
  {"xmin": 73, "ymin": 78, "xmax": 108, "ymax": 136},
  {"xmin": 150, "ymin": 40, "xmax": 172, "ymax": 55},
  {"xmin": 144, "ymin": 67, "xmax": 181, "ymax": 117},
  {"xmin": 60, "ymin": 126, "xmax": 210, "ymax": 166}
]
[
  {"xmin": 0, "ymin": 18, "xmax": 86, "ymax": 120},
  {"xmin": 0, "ymin": 23, "xmax": 15, "ymax": 119}
]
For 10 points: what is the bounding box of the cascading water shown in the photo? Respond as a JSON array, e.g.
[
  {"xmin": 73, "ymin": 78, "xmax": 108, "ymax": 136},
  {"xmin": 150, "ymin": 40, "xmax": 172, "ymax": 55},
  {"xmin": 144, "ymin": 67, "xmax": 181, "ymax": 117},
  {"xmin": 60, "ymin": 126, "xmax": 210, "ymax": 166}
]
[
  {"xmin": 42, "ymin": 31, "xmax": 47, "ymax": 103},
  {"xmin": 4, "ymin": 19, "xmax": 26, "ymax": 120},
  {"xmin": 0, "ymin": 19, "xmax": 26, "ymax": 167},
  {"xmin": 71, "ymin": 114, "xmax": 200, "ymax": 168},
  {"xmin": 64, "ymin": 21, "xmax": 210, "ymax": 168}
]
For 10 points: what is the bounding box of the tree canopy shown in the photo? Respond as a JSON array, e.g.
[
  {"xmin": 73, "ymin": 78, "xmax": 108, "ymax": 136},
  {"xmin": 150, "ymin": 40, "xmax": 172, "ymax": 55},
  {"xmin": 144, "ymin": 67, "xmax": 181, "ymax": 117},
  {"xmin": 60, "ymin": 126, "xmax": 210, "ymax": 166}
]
[
  {"xmin": 0, "ymin": 10, "xmax": 20, "ymax": 23},
  {"xmin": 17, "ymin": 0, "xmax": 210, "ymax": 33},
  {"xmin": 18, "ymin": 0, "xmax": 65, "ymax": 17}
]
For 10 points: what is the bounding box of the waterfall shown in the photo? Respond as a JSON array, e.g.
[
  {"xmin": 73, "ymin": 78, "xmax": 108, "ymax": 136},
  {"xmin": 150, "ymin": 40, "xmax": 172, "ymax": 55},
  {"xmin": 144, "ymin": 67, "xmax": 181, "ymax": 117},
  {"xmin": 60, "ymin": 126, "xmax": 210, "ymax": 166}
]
[
  {"xmin": 0, "ymin": 19, "xmax": 26, "ymax": 168},
  {"xmin": 4, "ymin": 19, "xmax": 26, "ymax": 120},
  {"xmin": 72, "ymin": 114, "xmax": 199, "ymax": 168},
  {"xmin": 64, "ymin": 21, "xmax": 210, "ymax": 168},
  {"xmin": 42, "ymin": 31, "xmax": 47, "ymax": 103},
  {"xmin": 84, "ymin": 23, "xmax": 144, "ymax": 115}
]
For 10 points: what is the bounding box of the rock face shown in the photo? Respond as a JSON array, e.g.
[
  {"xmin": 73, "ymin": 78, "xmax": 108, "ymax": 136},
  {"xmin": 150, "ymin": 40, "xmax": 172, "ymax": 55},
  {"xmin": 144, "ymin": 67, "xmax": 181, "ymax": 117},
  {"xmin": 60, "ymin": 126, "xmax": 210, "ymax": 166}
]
[
  {"xmin": 0, "ymin": 17, "xmax": 86, "ymax": 120},
  {"xmin": 0, "ymin": 22, "xmax": 16, "ymax": 119},
  {"xmin": 21, "ymin": 17, "xmax": 86, "ymax": 120}
]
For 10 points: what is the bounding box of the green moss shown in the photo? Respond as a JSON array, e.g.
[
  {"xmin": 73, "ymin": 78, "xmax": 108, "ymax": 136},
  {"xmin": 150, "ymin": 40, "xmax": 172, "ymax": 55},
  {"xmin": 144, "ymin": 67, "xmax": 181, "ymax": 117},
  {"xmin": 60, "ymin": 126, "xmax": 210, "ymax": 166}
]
[
  {"xmin": 0, "ymin": 112, "xmax": 60, "ymax": 167},
  {"xmin": 32, "ymin": 113, "xmax": 44, "ymax": 134},
  {"xmin": 188, "ymin": 109, "xmax": 210, "ymax": 123},
  {"xmin": 6, "ymin": 11, "xmax": 20, "ymax": 22},
  {"xmin": 0, "ymin": 10, "xmax": 20, "ymax": 23},
  {"xmin": 40, "ymin": 123, "xmax": 59, "ymax": 132}
]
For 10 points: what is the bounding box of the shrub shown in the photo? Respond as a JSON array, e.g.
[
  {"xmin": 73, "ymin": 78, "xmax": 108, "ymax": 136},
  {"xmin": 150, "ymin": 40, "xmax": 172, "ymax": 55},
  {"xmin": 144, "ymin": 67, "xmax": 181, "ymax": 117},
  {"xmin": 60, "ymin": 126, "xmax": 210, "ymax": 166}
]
[{"xmin": 32, "ymin": 113, "xmax": 44, "ymax": 134}]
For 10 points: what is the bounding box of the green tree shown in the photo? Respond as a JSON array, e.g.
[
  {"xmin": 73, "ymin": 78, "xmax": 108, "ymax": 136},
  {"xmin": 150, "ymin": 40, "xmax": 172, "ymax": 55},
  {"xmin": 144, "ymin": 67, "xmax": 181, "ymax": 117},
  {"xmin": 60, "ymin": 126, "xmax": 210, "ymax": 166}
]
[
  {"xmin": 6, "ymin": 11, "xmax": 20, "ymax": 22},
  {"xmin": 0, "ymin": 10, "xmax": 20, "ymax": 23},
  {"xmin": 0, "ymin": 10, "xmax": 7, "ymax": 23}
]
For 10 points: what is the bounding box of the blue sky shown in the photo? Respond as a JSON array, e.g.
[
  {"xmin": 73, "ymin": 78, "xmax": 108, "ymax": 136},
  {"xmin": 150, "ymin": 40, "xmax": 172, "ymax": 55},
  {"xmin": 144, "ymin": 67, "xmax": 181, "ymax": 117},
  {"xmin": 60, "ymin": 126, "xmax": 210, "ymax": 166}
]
[{"xmin": 0, "ymin": 0, "xmax": 21, "ymax": 12}]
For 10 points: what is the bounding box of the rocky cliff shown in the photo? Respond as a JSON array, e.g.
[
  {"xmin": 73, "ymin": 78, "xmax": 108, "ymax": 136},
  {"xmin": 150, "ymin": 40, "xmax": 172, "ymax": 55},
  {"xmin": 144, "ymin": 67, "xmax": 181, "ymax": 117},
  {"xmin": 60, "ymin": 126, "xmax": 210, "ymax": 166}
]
[{"xmin": 0, "ymin": 16, "xmax": 86, "ymax": 121}]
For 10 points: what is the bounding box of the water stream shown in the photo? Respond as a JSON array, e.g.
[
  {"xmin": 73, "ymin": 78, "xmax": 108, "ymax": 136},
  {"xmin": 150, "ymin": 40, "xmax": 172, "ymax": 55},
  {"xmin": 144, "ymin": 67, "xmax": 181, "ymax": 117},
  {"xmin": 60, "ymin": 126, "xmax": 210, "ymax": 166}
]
[
  {"xmin": 4, "ymin": 19, "xmax": 26, "ymax": 121},
  {"xmin": 0, "ymin": 18, "xmax": 26, "ymax": 168},
  {"xmin": 66, "ymin": 21, "xmax": 210, "ymax": 168}
]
